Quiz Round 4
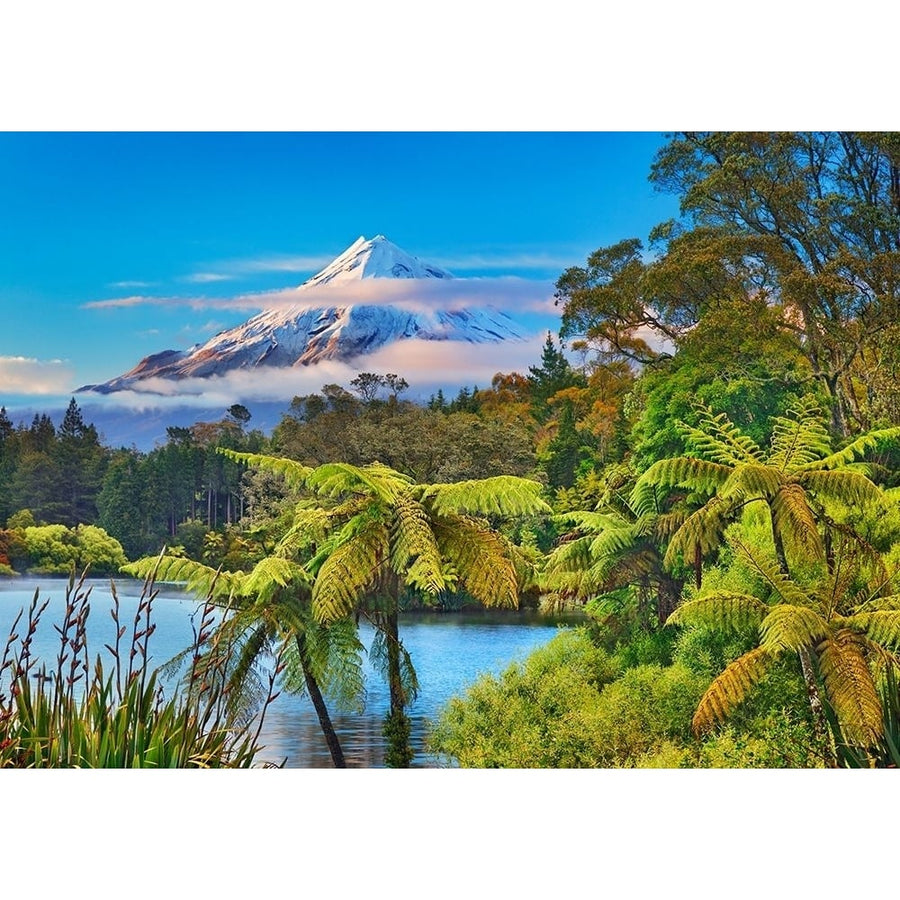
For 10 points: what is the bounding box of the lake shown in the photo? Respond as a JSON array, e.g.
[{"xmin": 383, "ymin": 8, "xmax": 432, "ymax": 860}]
[{"xmin": 0, "ymin": 577, "xmax": 582, "ymax": 767}]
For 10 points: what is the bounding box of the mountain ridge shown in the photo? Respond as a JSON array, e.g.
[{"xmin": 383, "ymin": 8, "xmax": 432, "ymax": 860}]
[{"xmin": 79, "ymin": 235, "xmax": 525, "ymax": 395}]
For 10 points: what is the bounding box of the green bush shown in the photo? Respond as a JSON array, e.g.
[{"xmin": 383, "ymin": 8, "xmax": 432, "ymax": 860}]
[
  {"xmin": 428, "ymin": 629, "xmax": 618, "ymax": 768},
  {"xmin": 429, "ymin": 629, "xmax": 710, "ymax": 768},
  {"xmin": 590, "ymin": 663, "xmax": 709, "ymax": 766},
  {"xmin": 21, "ymin": 524, "xmax": 128, "ymax": 575}
]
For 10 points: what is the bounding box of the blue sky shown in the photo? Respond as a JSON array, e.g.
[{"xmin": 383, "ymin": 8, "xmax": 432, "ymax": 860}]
[{"xmin": 0, "ymin": 132, "xmax": 680, "ymax": 410}]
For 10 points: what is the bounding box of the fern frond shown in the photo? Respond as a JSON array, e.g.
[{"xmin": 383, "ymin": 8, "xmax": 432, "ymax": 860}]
[
  {"xmin": 543, "ymin": 534, "xmax": 595, "ymax": 576},
  {"xmin": 665, "ymin": 496, "xmax": 738, "ymax": 567},
  {"xmin": 802, "ymin": 426, "xmax": 900, "ymax": 471},
  {"xmin": 274, "ymin": 506, "xmax": 334, "ymax": 557},
  {"xmin": 300, "ymin": 618, "xmax": 367, "ymax": 713},
  {"xmin": 692, "ymin": 647, "xmax": 771, "ymax": 735},
  {"xmin": 732, "ymin": 540, "xmax": 816, "ymax": 608},
  {"xmin": 390, "ymin": 495, "xmax": 448, "ymax": 595},
  {"xmin": 818, "ymin": 631, "xmax": 883, "ymax": 747},
  {"xmin": 551, "ymin": 510, "xmax": 627, "ymax": 532},
  {"xmin": 418, "ymin": 476, "xmax": 550, "ymax": 518},
  {"xmin": 843, "ymin": 611, "xmax": 900, "ymax": 652},
  {"xmin": 368, "ymin": 628, "xmax": 419, "ymax": 706},
  {"xmin": 678, "ymin": 403, "xmax": 765, "ymax": 465},
  {"xmin": 631, "ymin": 457, "xmax": 732, "ymax": 510},
  {"xmin": 307, "ymin": 462, "xmax": 412, "ymax": 504},
  {"xmin": 654, "ymin": 509, "xmax": 688, "ymax": 541},
  {"xmin": 850, "ymin": 594, "xmax": 900, "ymax": 615},
  {"xmin": 218, "ymin": 449, "xmax": 313, "ymax": 489},
  {"xmin": 667, "ymin": 592, "xmax": 769, "ymax": 633},
  {"xmin": 221, "ymin": 620, "xmax": 274, "ymax": 725},
  {"xmin": 587, "ymin": 524, "xmax": 641, "ymax": 566},
  {"xmin": 312, "ymin": 520, "xmax": 389, "ymax": 622},
  {"xmin": 433, "ymin": 516, "xmax": 519, "ymax": 609},
  {"xmin": 759, "ymin": 604, "xmax": 829, "ymax": 652},
  {"xmin": 798, "ymin": 469, "xmax": 883, "ymax": 508},
  {"xmin": 243, "ymin": 557, "xmax": 310, "ymax": 605},
  {"xmin": 770, "ymin": 483, "xmax": 824, "ymax": 562},
  {"xmin": 768, "ymin": 396, "xmax": 832, "ymax": 472},
  {"xmin": 122, "ymin": 555, "xmax": 244, "ymax": 600},
  {"xmin": 720, "ymin": 464, "xmax": 784, "ymax": 500}
]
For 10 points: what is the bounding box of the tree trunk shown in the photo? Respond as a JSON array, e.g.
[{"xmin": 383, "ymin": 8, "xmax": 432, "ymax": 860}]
[
  {"xmin": 798, "ymin": 646, "xmax": 837, "ymax": 767},
  {"xmin": 383, "ymin": 601, "xmax": 413, "ymax": 768},
  {"xmin": 296, "ymin": 633, "xmax": 346, "ymax": 768},
  {"xmin": 772, "ymin": 518, "xmax": 790, "ymax": 577}
]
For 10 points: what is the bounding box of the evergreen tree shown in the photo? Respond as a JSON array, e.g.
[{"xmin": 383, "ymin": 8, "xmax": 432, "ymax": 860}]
[
  {"xmin": 53, "ymin": 398, "xmax": 106, "ymax": 526},
  {"xmin": 527, "ymin": 332, "xmax": 582, "ymax": 419}
]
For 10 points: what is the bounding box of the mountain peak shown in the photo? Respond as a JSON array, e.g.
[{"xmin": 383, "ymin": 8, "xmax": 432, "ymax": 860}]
[{"xmin": 301, "ymin": 235, "xmax": 453, "ymax": 289}]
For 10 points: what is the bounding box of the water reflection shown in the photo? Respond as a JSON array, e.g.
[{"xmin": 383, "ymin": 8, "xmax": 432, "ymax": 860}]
[{"xmin": 0, "ymin": 579, "xmax": 581, "ymax": 768}]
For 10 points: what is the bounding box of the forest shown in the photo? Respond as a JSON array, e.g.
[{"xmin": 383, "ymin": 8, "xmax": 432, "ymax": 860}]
[{"xmin": 3, "ymin": 131, "xmax": 900, "ymax": 768}]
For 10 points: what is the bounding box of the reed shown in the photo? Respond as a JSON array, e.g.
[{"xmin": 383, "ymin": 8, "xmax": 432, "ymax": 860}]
[{"xmin": 0, "ymin": 567, "xmax": 281, "ymax": 768}]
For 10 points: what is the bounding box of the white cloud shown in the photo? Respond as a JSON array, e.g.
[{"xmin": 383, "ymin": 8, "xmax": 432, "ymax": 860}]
[
  {"xmin": 0, "ymin": 356, "xmax": 74, "ymax": 395},
  {"xmin": 109, "ymin": 280, "xmax": 155, "ymax": 289},
  {"xmin": 77, "ymin": 333, "xmax": 548, "ymax": 410},
  {"xmin": 182, "ymin": 272, "xmax": 235, "ymax": 284},
  {"xmin": 82, "ymin": 276, "xmax": 558, "ymax": 315}
]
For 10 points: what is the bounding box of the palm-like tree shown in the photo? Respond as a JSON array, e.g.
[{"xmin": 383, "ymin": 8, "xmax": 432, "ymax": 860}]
[
  {"xmin": 631, "ymin": 396, "xmax": 900, "ymax": 580},
  {"xmin": 225, "ymin": 454, "xmax": 550, "ymax": 766},
  {"xmin": 127, "ymin": 457, "xmax": 364, "ymax": 768},
  {"xmin": 542, "ymin": 502, "xmax": 685, "ymax": 627},
  {"xmin": 669, "ymin": 538, "xmax": 900, "ymax": 764}
]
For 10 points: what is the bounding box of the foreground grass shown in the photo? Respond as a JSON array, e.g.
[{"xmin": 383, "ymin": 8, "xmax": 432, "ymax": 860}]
[{"xmin": 0, "ymin": 569, "xmax": 279, "ymax": 768}]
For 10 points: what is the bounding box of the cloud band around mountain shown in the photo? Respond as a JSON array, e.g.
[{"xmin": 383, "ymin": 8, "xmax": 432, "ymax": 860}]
[
  {"xmin": 82, "ymin": 276, "xmax": 558, "ymax": 316},
  {"xmin": 77, "ymin": 333, "xmax": 550, "ymax": 410}
]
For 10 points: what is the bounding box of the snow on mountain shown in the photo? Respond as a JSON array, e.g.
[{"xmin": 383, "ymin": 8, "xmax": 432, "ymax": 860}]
[
  {"xmin": 302, "ymin": 234, "xmax": 453, "ymax": 285},
  {"xmin": 80, "ymin": 235, "xmax": 525, "ymax": 395}
]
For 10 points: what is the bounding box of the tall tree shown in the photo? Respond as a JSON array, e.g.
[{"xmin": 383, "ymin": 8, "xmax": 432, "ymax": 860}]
[
  {"xmin": 650, "ymin": 132, "xmax": 900, "ymax": 434},
  {"xmin": 557, "ymin": 133, "xmax": 900, "ymax": 436}
]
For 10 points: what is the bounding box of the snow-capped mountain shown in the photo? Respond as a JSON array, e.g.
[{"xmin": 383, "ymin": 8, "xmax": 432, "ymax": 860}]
[{"xmin": 81, "ymin": 235, "xmax": 525, "ymax": 394}]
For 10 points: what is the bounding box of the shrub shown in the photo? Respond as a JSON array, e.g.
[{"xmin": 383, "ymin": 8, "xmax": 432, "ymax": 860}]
[
  {"xmin": 21, "ymin": 524, "xmax": 128, "ymax": 575},
  {"xmin": 428, "ymin": 629, "xmax": 618, "ymax": 768}
]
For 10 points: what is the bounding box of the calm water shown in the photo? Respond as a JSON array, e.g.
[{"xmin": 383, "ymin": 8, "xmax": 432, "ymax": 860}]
[{"xmin": 0, "ymin": 578, "xmax": 580, "ymax": 767}]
